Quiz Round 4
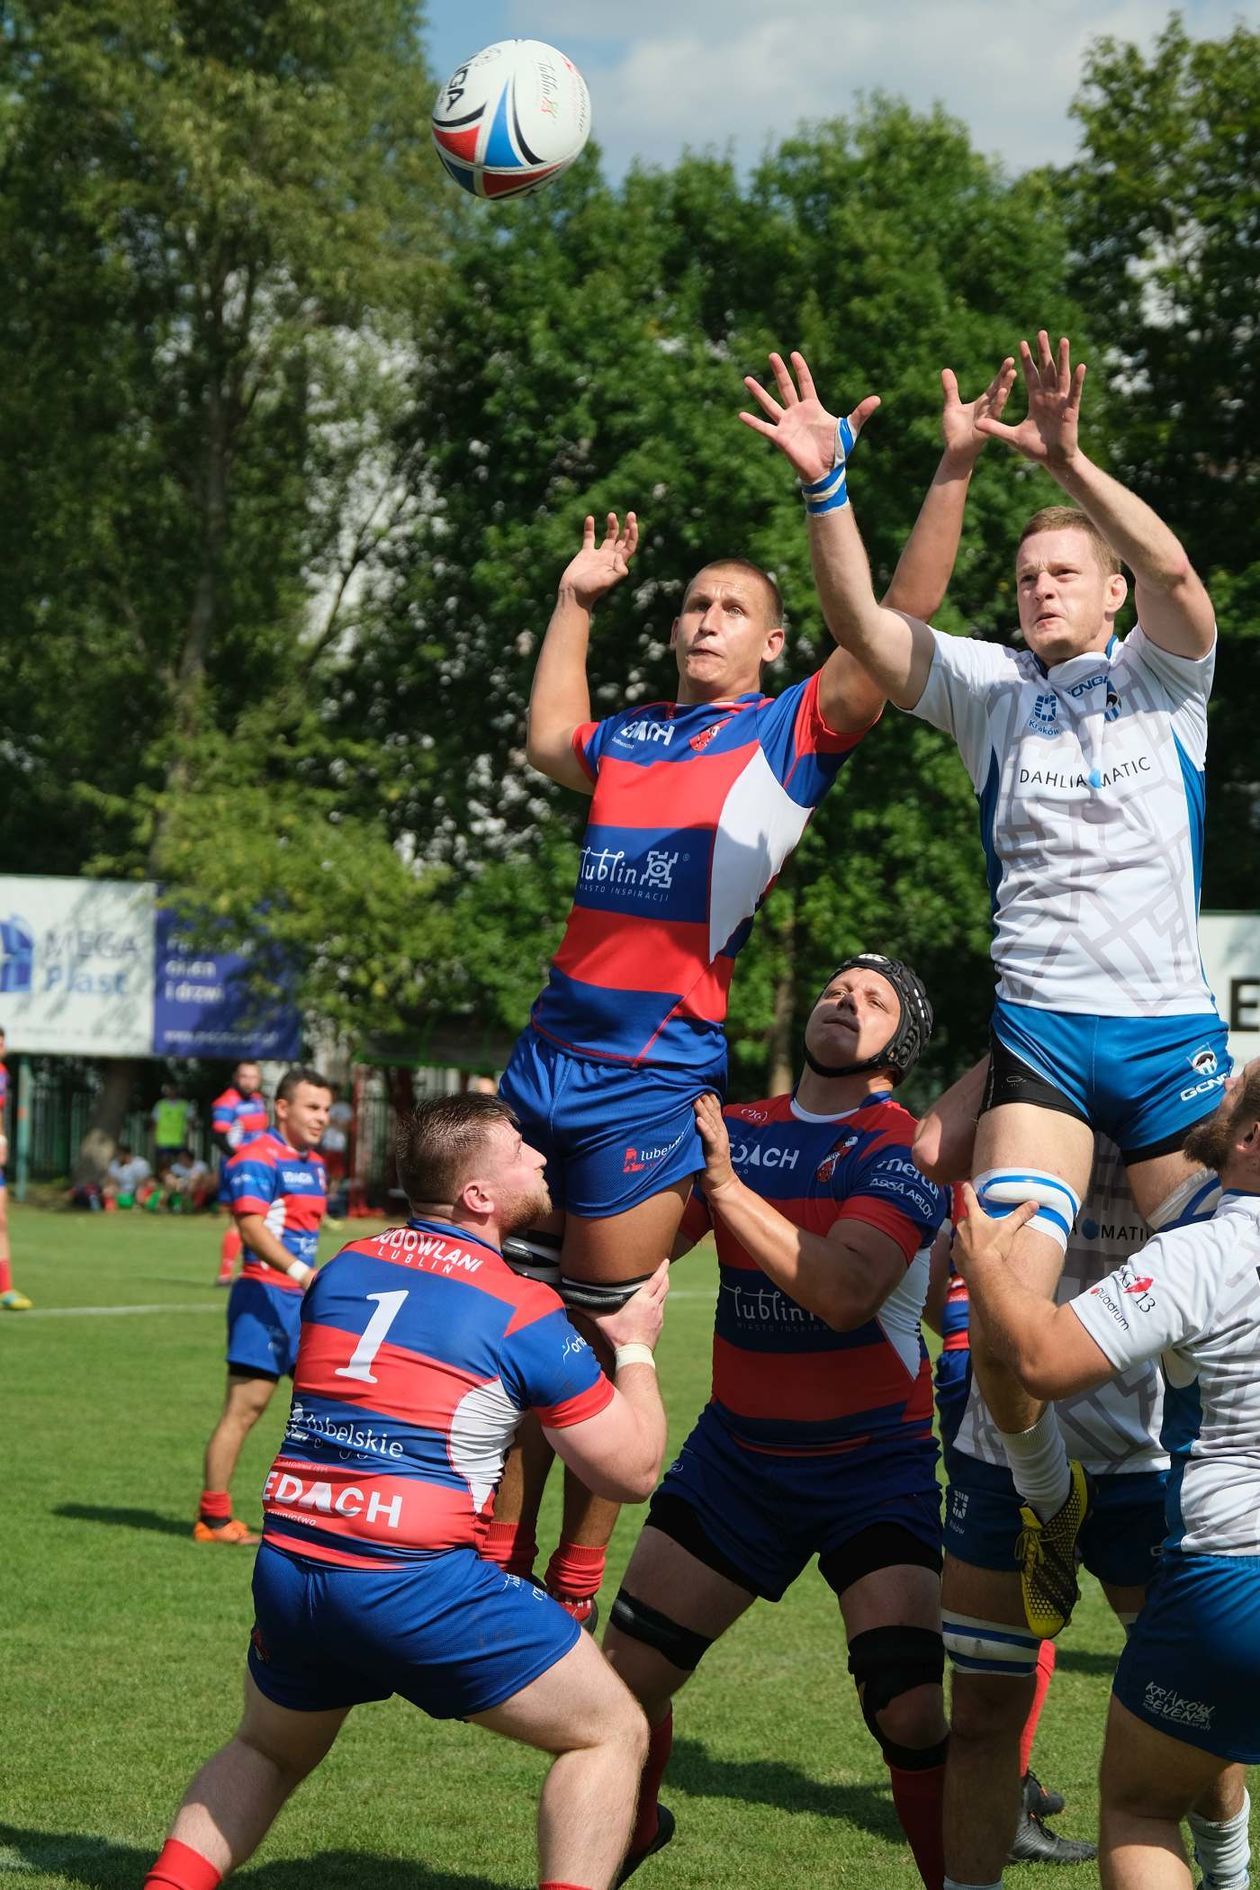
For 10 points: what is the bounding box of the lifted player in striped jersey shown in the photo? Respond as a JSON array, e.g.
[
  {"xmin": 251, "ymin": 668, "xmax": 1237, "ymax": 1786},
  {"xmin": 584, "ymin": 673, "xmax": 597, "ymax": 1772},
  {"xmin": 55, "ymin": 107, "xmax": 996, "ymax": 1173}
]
[{"xmin": 604, "ymin": 956, "xmax": 949, "ymax": 1889}]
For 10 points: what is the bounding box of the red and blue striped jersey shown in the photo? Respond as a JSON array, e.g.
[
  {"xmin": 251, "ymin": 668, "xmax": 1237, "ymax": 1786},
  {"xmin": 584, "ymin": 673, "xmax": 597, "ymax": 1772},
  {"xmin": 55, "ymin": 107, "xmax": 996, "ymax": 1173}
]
[
  {"xmin": 682, "ymin": 1092, "xmax": 947, "ymax": 1456},
  {"xmin": 261, "ymin": 1218, "xmax": 613, "ymax": 1566},
  {"xmin": 226, "ymin": 1130, "xmax": 327, "ymax": 1292},
  {"xmin": 530, "ymin": 674, "xmax": 869, "ymax": 1072},
  {"xmin": 212, "ymin": 1086, "xmax": 269, "ymax": 1151},
  {"xmin": 0, "ymin": 1059, "xmax": 7, "ymax": 1124}
]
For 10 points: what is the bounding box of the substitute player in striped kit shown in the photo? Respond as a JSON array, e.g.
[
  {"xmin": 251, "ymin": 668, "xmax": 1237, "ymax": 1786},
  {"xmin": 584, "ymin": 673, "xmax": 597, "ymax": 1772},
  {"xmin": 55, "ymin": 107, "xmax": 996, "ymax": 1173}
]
[{"xmin": 193, "ymin": 1066, "xmax": 330, "ymax": 1544}]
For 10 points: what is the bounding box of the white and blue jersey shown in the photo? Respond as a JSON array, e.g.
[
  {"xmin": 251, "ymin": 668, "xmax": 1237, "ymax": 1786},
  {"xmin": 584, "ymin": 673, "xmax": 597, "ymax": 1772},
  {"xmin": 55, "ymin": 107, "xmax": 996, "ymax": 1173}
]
[
  {"xmin": 911, "ymin": 623, "xmax": 1216, "ymax": 1020},
  {"xmin": 1070, "ymin": 1189, "xmax": 1260, "ymax": 1557}
]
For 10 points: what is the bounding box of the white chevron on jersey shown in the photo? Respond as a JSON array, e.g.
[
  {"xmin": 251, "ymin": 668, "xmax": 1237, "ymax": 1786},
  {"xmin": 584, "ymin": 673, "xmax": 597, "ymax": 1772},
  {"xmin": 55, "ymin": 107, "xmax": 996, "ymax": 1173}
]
[
  {"xmin": 1070, "ymin": 1189, "xmax": 1260, "ymax": 1556},
  {"xmin": 912, "ymin": 621, "xmax": 1217, "ymax": 1018}
]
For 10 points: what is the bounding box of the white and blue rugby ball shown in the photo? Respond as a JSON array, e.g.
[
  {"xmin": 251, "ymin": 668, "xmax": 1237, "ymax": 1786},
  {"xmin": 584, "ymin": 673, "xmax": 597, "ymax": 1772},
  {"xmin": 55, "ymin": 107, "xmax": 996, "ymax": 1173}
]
[{"xmin": 432, "ymin": 40, "xmax": 591, "ymax": 200}]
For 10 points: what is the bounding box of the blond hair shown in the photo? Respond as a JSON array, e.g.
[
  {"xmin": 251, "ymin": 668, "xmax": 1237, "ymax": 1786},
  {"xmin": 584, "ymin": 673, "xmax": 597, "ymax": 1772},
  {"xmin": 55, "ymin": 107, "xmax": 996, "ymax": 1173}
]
[{"xmin": 1017, "ymin": 506, "xmax": 1121, "ymax": 576}]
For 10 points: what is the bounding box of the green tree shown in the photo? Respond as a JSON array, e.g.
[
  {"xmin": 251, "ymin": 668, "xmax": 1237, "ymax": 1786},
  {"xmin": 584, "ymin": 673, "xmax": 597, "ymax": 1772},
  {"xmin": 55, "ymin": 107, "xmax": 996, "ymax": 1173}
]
[
  {"xmin": 351, "ymin": 105, "xmax": 1087, "ymax": 1094},
  {"xmin": 1067, "ymin": 16, "xmax": 1260, "ymax": 908}
]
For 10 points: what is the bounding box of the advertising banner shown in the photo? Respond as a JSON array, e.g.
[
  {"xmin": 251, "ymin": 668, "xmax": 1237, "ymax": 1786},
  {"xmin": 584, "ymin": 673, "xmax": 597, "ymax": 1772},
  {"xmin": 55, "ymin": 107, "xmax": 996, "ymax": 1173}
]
[
  {"xmin": 0, "ymin": 876, "xmax": 299, "ymax": 1060},
  {"xmin": 1201, "ymin": 912, "xmax": 1260, "ymax": 1067}
]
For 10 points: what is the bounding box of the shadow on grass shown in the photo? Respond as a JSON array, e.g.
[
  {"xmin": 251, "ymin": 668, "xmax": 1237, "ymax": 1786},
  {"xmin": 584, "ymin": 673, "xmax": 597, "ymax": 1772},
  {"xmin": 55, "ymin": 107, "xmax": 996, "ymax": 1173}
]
[
  {"xmin": 0, "ymin": 1829, "xmax": 510, "ymax": 1890},
  {"xmin": 670, "ymin": 1734, "xmax": 900, "ymax": 1838},
  {"xmin": 1051, "ymin": 1647, "xmax": 1122, "ymax": 1677},
  {"xmin": 53, "ymin": 1503, "xmax": 192, "ymax": 1539}
]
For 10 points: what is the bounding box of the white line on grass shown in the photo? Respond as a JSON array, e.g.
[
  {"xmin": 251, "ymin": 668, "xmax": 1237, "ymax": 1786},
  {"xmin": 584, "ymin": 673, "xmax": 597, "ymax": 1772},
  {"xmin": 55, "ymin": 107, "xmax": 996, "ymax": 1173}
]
[{"xmin": 10, "ymin": 1289, "xmax": 718, "ymax": 1320}]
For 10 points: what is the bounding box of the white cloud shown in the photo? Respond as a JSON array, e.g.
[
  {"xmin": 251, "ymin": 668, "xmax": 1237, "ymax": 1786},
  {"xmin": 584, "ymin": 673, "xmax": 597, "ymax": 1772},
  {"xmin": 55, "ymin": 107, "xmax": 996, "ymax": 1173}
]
[{"xmin": 495, "ymin": 0, "xmax": 1259, "ymax": 176}]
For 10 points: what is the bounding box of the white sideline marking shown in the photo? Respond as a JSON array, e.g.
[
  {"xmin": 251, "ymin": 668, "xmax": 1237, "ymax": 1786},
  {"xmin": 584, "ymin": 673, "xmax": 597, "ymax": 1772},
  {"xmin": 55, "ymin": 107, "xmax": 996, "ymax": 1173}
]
[
  {"xmin": 11, "ymin": 1288, "xmax": 717, "ymax": 1320},
  {"xmin": 15, "ymin": 1301, "xmax": 225, "ymax": 1319}
]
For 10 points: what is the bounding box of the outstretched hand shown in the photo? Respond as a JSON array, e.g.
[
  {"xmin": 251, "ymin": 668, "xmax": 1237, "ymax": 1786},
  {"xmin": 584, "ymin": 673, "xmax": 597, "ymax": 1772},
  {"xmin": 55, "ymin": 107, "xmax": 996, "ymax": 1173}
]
[
  {"xmin": 975, "ymin": 332, "xmax": 1085, "ymax": 470},
  {"xmin": 952, "ymin": 1182, "xmax": 1039, "ymax": 1282},
  {"xmin": 740, "ymin": 351, "xmax": 880, "ymax": 486},
  {"xmin": 694, "ymin": 1092, "xmax": 738, "ymax": 1197},
  {"xmin": 941, "ymin": 357, "xmax": 1017, "ymax": 462},
  {"xmin": 558, "ymin": 511, "xmax": 639, "ymax": 610}
]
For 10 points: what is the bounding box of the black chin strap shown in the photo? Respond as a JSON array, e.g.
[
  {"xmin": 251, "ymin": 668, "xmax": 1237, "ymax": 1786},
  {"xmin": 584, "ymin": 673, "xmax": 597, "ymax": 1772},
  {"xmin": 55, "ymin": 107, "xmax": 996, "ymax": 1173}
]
[{"xmin": 802, "ymin": 1044, "xmax": 894, "ymax": 1082}]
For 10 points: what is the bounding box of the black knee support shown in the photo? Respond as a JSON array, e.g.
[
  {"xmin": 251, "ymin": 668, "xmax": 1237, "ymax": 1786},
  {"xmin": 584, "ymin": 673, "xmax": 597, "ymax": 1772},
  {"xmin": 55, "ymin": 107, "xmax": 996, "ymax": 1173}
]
[
  {"xmin": 846, "ymin": 1626, "xmax": 948, "ymax": 1771},
  {"xmin": 559, "ymin": 1272, "xmax": 652, "ymax": 1313},
  {"xmin": 502, "ymin": 1230, "xmax": 562, "ymax": 1286},
  {"xmin": 610, "ymin": 1589, "xmax": 714, "ymax": 1673}
]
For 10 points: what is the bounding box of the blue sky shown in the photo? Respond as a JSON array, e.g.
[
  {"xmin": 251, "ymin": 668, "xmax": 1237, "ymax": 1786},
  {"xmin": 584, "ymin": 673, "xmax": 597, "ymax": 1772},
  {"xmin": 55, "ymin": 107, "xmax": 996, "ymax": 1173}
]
[{"xmin": 424, "ymin": 0, "xmax": 1259, "ymax": 179}]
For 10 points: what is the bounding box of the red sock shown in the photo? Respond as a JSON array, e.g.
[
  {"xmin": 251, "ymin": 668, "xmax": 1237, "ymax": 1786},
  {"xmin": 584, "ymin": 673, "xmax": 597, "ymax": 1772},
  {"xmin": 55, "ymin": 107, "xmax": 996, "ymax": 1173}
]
[
  {"xmin": 480, "ymin": 1519, "xmax": 538, "ymax": 1578},
  {"xmin": 145, "ymin": 1838, "xmax": 223, "ymax": 1890},
  {"xmin": 539, "ymin": 1881, "xmax": 592, "ymax": 1889},
  {"xmin": 219, "ymin": 1226, "xmax": 242, "ymax": 1272},
  {"xmin": 0, "ymin": 1257, "xmax": 12, "ymax": 1294},
  {"xmin": 888, "ymin": 1761, "xmax": 946, "ymax": 1890},
  {"xmin": 630, "ymin": 1709, "xmax": 673, "ymax": 1855},
  {"xmin": 545, "ymin": 1540, "xmax": 605, "ymax": 1601},
  {"xmin": 1020, "ymin": 1639, "xmax": 1057, "ymax": 1776},
  {"xmin": 199, "ymin": 1490, "xmax": 232, "ymax": 1525}
]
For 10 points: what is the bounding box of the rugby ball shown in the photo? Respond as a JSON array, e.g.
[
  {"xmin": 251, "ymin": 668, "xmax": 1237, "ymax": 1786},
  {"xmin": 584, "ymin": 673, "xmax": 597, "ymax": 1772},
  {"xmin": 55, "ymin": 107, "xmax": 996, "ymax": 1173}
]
[{"xmin": 432, "ymin": 40, "xmax": 591, "ymax": 200}]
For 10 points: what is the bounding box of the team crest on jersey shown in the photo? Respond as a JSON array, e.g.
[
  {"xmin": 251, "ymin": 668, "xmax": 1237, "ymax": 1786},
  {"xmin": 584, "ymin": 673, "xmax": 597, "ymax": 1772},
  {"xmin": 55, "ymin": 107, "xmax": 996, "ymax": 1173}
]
[
  {"xmin": 1104, "ymin": 685, "xmax": 1122, "ymax": 722},
  {"xmin": 1025, "ymin": 692, "xmax": 1059, "ymax": 738},
  {"xmin": 689, "ymin": 717, "xmax": 732, "ymax": 753},
  {"xmin": 1190, "ymin": 1046, "xmax": 1218, "ymax": 1077},
  {"xmin": 815, "ymin": 1132, "xmax": 858, "ymax": 1183}
]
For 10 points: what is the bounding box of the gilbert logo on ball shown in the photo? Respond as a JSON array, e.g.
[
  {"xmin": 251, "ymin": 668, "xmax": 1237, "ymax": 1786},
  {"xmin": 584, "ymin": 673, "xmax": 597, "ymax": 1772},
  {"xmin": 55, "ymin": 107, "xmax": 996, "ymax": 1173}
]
[{"xmin": 432, "ymin": 40, "xmax": 591, "ymax": 199}]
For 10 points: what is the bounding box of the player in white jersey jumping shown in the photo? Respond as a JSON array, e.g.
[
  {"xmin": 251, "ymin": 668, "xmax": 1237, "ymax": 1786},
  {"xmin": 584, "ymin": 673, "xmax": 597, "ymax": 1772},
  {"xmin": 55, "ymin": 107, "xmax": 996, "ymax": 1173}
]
[
  {"xmin": 956, "ymin": 1060, "xmax": 1260, "ymax": 1890},
  {"xmin": 743, "ymin": 333, "xmax": 1229, "ymax": 1637}
]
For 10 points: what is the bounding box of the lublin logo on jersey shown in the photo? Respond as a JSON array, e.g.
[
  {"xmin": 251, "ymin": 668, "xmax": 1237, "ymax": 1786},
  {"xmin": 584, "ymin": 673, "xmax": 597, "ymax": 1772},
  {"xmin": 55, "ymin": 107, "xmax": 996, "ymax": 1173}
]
[
  {"xmin": 1025, "ymin": 692, "xmax": 1059, "ymax": 738},
  {"xmin": 0, "ymin": 915, "xmax": 35, "ymax": 994},
  {"xmin": 578, "ymin": 845, "xmax": 681, "ymax": 902},
  {"xmin": 1180, "ymin": 1044, "xmax": 1226, "ymax": 1104}
]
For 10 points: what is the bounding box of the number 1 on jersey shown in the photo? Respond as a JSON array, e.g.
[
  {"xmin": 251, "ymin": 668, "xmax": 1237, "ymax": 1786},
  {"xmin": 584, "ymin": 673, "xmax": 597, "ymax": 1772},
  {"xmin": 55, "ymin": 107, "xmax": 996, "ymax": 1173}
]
[{"xmin": 334, "ymin": 1289, "xmax": 409, "ymax": 1384}]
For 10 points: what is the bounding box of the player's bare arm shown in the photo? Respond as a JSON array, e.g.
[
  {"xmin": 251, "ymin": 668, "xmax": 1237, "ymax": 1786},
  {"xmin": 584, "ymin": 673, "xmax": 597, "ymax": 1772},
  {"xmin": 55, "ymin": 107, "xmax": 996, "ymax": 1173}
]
[
  {"xmin": 954, "ymin": 1184, "xmax": 1112, "ymax": 1399},
  {"xmin": 544, "ymin": 1261, "xmax": 669, "ymax": 1500},
  {"xmin": 524, "ymin": 509, "xmax": 640, "ymax": 793},
  {"xmin": 883, "ymin": 358, "xmax": 1016, "ymax": 619},
  {"xmin": 741, "ymin": 350, "xmax": 935, "ymax": 710},
  {"xmin": 237, "ymin": 1212, "xmax": 311, "ymax": 1287},
  {"xmin": 977, "ymin": 331, "xmax": 1214, "ymax": 658},
  {"xmin": 694, "ymin": 1093, "xmax": 906, "ymax": 1329},
  {"xmin": 912, "ymin": 1054, "xmax": 988, "ymax": 1184}
]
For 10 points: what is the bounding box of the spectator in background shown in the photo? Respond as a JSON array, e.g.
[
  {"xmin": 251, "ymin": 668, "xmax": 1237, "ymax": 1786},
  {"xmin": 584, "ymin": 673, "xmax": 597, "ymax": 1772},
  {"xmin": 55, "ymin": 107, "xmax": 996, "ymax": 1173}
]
[
  {"xmin": 0, "ymin": 1024, "xmax": 32, "ymax": 1310},
  {"xmin": 152, "ymin": 1082, "xmax": 196, "ymax": 1172},
  {"xmin": 103, "ymin": 1143, "xmax": 154, "ymax": 1210},
  {"xmin": 164, "ymin": 1148, "xmax": 215, "ymax": 1213}
]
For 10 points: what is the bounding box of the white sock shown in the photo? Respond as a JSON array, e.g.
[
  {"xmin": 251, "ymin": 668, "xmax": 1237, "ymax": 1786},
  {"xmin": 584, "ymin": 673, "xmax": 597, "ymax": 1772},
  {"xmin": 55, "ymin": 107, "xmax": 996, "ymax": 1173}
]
[
  {"xmin": 1000, "ymin": 1407, "xmax": 1070, "ymax": 1520},
  {"xmin": 1189, "ymin": 1790, "xmax": 1251, "ymax": 1889}
]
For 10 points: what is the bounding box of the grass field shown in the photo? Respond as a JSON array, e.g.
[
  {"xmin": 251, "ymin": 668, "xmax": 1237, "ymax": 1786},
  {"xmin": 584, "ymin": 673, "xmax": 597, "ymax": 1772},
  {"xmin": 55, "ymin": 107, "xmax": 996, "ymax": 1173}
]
[{"xmin": 2, "ymin": 1203, "xmax": 1241, "ymax": 1889}]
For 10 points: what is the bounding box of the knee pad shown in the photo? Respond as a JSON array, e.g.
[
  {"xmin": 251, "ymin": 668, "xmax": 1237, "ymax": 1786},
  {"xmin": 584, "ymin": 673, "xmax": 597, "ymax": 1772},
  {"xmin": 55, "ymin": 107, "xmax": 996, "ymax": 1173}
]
[
  {"xmin": 1147, "ymin": 1168, "xmax": 1220, "ymax": 1231},
  {"xmin": 501, "ymin": 1230, "xmax": 562, "ymax": 1287},
  {"xmin": 559, "ymin": 1272, "xmax": 652, "ymax": 1313},
  {"xmin": 942, "ymin": 1609, "xmax": 1041, "ymax": 1678},
  {"xmin": 609, "ymin": 1589, "xmax": 714, "ymax": 1673},
  {"xmin": 846, "ymin": 1626, "xmax": 947, "ymax": 1770},
  {"xmin": 974, "ymin": 1168, "xmax": 1081, "ymax": 1254}
]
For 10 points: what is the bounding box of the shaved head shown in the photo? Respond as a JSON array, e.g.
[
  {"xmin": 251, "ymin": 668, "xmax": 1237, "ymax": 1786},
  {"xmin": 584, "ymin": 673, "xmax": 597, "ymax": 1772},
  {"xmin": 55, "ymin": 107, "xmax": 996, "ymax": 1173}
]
[{"xmin": 684, "ymin": 559, "xmax": 783, "ymax": 629}]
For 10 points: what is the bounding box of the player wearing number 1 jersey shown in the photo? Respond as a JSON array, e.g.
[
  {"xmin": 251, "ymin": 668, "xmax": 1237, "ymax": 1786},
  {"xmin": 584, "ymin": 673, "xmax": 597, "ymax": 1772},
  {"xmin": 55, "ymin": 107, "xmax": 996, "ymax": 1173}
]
[
  {"xmin": 145, "ymin": 1094, "xmax": 671, "ymax": 1890},
  {"xmin": 193, "ymin": 1067, "xmax": 330, "ymax": 1545}
]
